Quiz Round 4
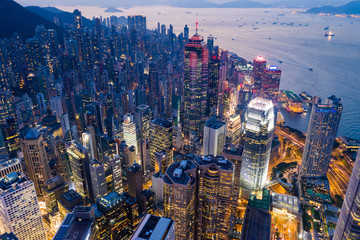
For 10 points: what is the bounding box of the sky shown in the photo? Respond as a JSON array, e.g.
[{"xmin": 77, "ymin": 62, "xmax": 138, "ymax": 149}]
[{"xmin": 16, "ymin": 0, "xmax": 351, "ymax": 8}]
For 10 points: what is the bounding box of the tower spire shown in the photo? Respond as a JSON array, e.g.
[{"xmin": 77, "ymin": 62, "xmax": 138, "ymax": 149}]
[{"xmin": 196, "ymin": 14, "xmax": 198, "ymax": 34}]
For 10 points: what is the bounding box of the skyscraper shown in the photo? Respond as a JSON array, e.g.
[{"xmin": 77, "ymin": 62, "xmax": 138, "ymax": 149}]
[
  {"xmin": 261, "ymin": 66, "xmax": 281, "ymax": 102},
  {"xmin": 163, "ymin": 160, "xmax": 197, "ymax": 240},
  {"xmin": 149, "ymin": 117, "xmax": 173, "ymax": 173},
  {"xmin": 123, "ymin": 113, "xmax": 138, "ymax": 158},
  {"xmin": 252, "ymin": 56, "xmax": 266, "ymax": 91},
  {"xmin": 134, "ymin": 104, "xmax": 151, "ymax": 141},
  {"xmin": 203, "ymin": 117, "xmax": 227, "ymax": 155},
  {"xmin": 333, "ymin": 150, "xmax": 360, "ymax": 239},
  {"xmin": 300, "ymin": 96, "xmax": 342, "ymax": 177},
  {"xmin": 194, "ymin": 155, "xmax": 234, "ymax": 240},
  {"xmin": 0, "ymin": 172, "xmax": 47, "ymax": 240},
  {"xmin": 240, "ymin": 97, "xmax": 275, "ymax": 191},
  {"xmin": 73, "ymin": 9, "xmax": 82, "ymax": 29},
  {"xmin": 22, "ymin": 128, "xmax": 51, "ymax": 196},
  {"xmin": 182, "ymin": 27, "xmax": 209, "ymax": 142},
  {"xmin": 67, "ymin": 141, "xmax": 91, "ymax": 198},
  {"xmin": 89, "ymin": 159, "xmax": 107, "ymax": 201}
]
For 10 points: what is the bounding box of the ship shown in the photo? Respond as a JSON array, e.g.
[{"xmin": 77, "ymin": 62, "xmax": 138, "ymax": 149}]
[{"xmin": 325, "ymin": 31, "xmax": 335, "ymax": 37}]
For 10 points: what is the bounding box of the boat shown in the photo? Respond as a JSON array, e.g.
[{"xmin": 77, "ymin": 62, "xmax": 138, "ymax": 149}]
[
  {"xmin": 308, "ymin": 67, "xmax": 313, "ymax": 71},
  {"xmin": 278, "ymin": 60, "xmax": 283, "ymax": 63},
  {"xmin": 253, "ymin": 27, "xmax": 259, "ymax": 30},
  {"xmin": 324, "ymin": 26, "xmax": 329, "ymax": 30},
  {"xmin": 324, "ymin": 31, "xmax": 335, "ymax": 37}
]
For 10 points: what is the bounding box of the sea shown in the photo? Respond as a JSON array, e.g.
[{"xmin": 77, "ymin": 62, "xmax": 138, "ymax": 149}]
[{"xmin": 54, "ymin": 5, "xmax": 360, "ymax": 139}]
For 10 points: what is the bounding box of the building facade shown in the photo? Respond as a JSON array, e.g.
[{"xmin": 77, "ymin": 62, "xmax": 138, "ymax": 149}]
[
  {"xmin": 300, "ymin": 96, "xmax": 342, "ymax": 177},
  {"xmin": 240, "ymin": 97, "xmax": 274, "ymax": 191}
]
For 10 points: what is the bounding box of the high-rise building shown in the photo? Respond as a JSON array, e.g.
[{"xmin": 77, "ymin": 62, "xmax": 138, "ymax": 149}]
[
  {"xmin": 126, "ymin": 163, "xmax": 143, "ymax": 200},
  {"xmin": 0, "ymin": 157, "xmax": 22, "ymax": 178},
  {"xmin": 43, "ymin": 175, "xmax": 69, "ymax": 213},
  {"xmin": 123, "ymin": 113, "xmax": 138, "ymax": 157},
  {"xmin": 73, "ymin": 9, "xmax": 82, "ymax": 29},
  {"xmin": 163, "ymin": 160, "xmax": 197, "ymax": 240},
  {"xmin": 89, "ymin": 159, "xmax": 107, "ymax": 201},
  {"xmin": 149, "ymin": 117, "xmax": 173, "ymax": 173},
  {"xmin": 134, "ymin": 104, "xmax": 151, "ymax": 141},
  {"xmin": 184, "ymin": 25, "xmax": 189, "ymax": 42},
  {"xmin": 182, "ymin": 29, "xmax": 209, "ymax": 142},
  {"xmin": 0, "ymin": 232, "xmax": 18, "ymax": 240},
  {"xmin": 0, "ymin": 172, "xmax": 47, "ymax": 240},
  {"xmin": 222, "ymin": 144, "xmax": 244, "ymax": 215},
  {"xmin": 0, "ymin": 90, "xmax": 16, "ymax": 126},
  {"xmin": 127, "ymin": 15, "xmax": 146, "ymax": 33},
  {"xmin": 240, "ymin": 97, "xmax": 275, "ymax": 191},
  {"xmin": 252, "ymin": 56, "xmax": 266, "ymax": 91},
  {"xmin": 109, "ymin": 154, "xmax": 123, "ymax": 194},
  {"xmin": 163, "ymin": 155, "xmax": 234, "ymax": 240},
  {"xmin": 227, "ymin": 113, "xmax": 241, "ymax": 145},
  {"xmin": 22, "ymin": 128, "xmax": 51, "ymax": 196},
  {"xmin": 131, "ymin": 214, "xmax": 175, "ymax": 240},
  {"xmin": 203, "ymin": 117, "xmax": 227, "ymax": 155},
  {"xmin": 261, "ymin": 66, "xmax": 281, "ymax": 102},
  {"xmin": 207, "ymin": 56, "xmax": 220, "ymax": 116},
  {"xmin": 54, "ymin": 206, "xmax": 97, "ymax": 240},
  {"xmin": 194, "ymin": 155, "xmax": 234, "ymax": 240},
  {"xmin": 67, "ymin": 141, "xmax": 91, "ymax": 198},
  {"xmin": 334, "ymin": 150, "xmax": 360, "ymax": 239},
  {"xmin": 300, "ymin": 96, "xmax": 342, "ymax": 178}
]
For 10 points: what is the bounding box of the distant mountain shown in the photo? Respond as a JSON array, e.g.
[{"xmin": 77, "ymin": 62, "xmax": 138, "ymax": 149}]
[
  {"xmin": 307, "ymin": 1, "xmax": 360, "ymax": 14},
  {"xmin": 0, "ymin": 0, "xmax": 63, "ymax": 40},
  {"xmin": 105, "ymin": 7, "xmax": 123, "ymax": 13},
  {"xmin": 26, "ymin": 6, "xmax": 94, "ymax": 29},
  {"xmin": 219, "ymin": 1, "xmax": 270, "ymax": 8}
]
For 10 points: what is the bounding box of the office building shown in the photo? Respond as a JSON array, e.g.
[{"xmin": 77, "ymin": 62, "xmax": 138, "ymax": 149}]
[
  {"xmin": 134, "ymin": 104, "xmax": 151, "ymax": 141},
  {"xmin": 89, "ymin": 159, "xmax": 107, "ymax": 201},
  {"xmin": 22, "ymin": 128, "xmax": 51, "ymax": 196},
  {"xmin": 149, "ymin": 117, "xmax": 173, "ymax": 173},
  {"xmin": 131, "ymin": 214, "xmax": 175, "ymax": 240},
  {"xmin": 226, "ymin": 113, "xmax": 241, "ymax": 145},
  {"xmin": 67, "ymin": 141, "xmax": 91, "ymax": 198},
  {"xmin": 261, "ymin": 66, "xmax": 281, "ymax": 102},
  {"xmin": 203, "ymin": 117, "xmax": 226, "ymax": 155},
  {"xmin": 163, "ymin": 160, "xmax": 197, "ymax": 240},
  {"xmin": 0, "ymin": 158, "xmax": 22, "ymax": 178},
  {"xmin": 127, "ymin": 163, "xmax": 143, "ymax": 200},
  {"xmin": 109, "ymin": 154, "xmax": 123, "ymax": 194},
  {"xmin": 241, "ymin": 189, "xmax": 271, "ymax": 240},
  {"xmin": 53, "ymin": 206, "xmax": 97, "ymax": 240},
  {"xmin": 300, "ymin": 96, "xmax": 342, "ymax": 177},
  {"xmin": 252, "ymin": 56, "xmax": 266, "ymax": 91},
  {"xmin": 194, "ymin": 155, "xmax": 234, "ymax": 240},
  {"xmin": 222, "ymin": 144, "xmax": 244, "ymax": 215},
  {"xmin": 333, "ymin": 150, "xmax": 360, "ymax": 239},
  {"xmin": 123, "ymin": 113, "xmax": 138, "ymax": 157},
  {"xmin": 0, "ymin": 172, "xmax": 47, "ymax": 240},
  {"xmin": 182, "ymin": 29, "xmax": 209, "ymax": 142},
  {"xmin": 73, "ymin": 9, "xmax": 82, "ymax": 29},
  {"xmin": 58, "ymin": 190, "xmax": 84, "ymax": 220},
  {"xmin": 240, "ymin": 97, "xmax": 275, "ymax": 191},
  {"xmin": 43, "ymin": 175, "xmax": 69, "ymax": 213},
  {"xmin": 0, "ymin": 90, "xmax": 16, "ymax": 126}
]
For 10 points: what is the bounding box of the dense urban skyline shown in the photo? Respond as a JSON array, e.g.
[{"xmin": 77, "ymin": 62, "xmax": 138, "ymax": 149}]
[{"xmin": 0, "ymin": 1, "xmax": 359, "ymax": 240}]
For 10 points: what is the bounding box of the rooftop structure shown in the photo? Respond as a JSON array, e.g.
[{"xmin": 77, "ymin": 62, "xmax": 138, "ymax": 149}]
[{"xmin": 131, "ymin": 214, "xmax": 175, "ymax": 240}]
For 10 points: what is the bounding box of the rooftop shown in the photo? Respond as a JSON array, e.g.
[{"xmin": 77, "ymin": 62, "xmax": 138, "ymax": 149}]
[
  {"xmin": 0, "ymin": 233, "xmax": 18, "ymax": 240},
  {"xmin": 248, "ymin": 97, "xmax": 273, "ymax": 112},
  {"xmin": 222, "ymin": 144, "xmax": 244, "ymax": 156},
  {"xmin": 151, "ymin": 117, "xmax": 172, "ymax": 128},
  {"xmin": 164, "ymin": 160, "xmax": 197, "ymax": 186},
  {"xmin": 205, "ymin": 117, "xmax": 226, "ymax": 129},
  {"xmin": 0, "ymin": 172, "xmax": 28, "ymax": 192},
  {"xmin": 195, "ymin": 154, "xmax": 234, "ymax": 171},
  {"xmin": 24, "ymin": 128, "xmax": 41, "ymax": 140},
  {"xmin": 248, "ymin": 188, "xmax": 271, "ymax": 210},
  {"xmin": 131, "ymin": 214, "xmax": 174, "ymax": 240}
]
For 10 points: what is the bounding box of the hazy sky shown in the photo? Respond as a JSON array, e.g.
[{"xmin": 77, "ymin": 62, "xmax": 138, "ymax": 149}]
[{"xmin": 16, "ymin": 0, "xmax": 350, "ymax": 8}]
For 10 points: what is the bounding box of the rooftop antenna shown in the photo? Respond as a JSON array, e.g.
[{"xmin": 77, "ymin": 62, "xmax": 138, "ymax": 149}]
[{"xmin": 196, "ymin": 14, "xmax": 198, "ymax": 34}]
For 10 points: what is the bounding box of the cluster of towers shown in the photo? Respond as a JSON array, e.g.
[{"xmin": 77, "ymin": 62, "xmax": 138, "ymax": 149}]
[{"xmin": 0, "ymin": 6, "xmax": 359, "ymax": 240}]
